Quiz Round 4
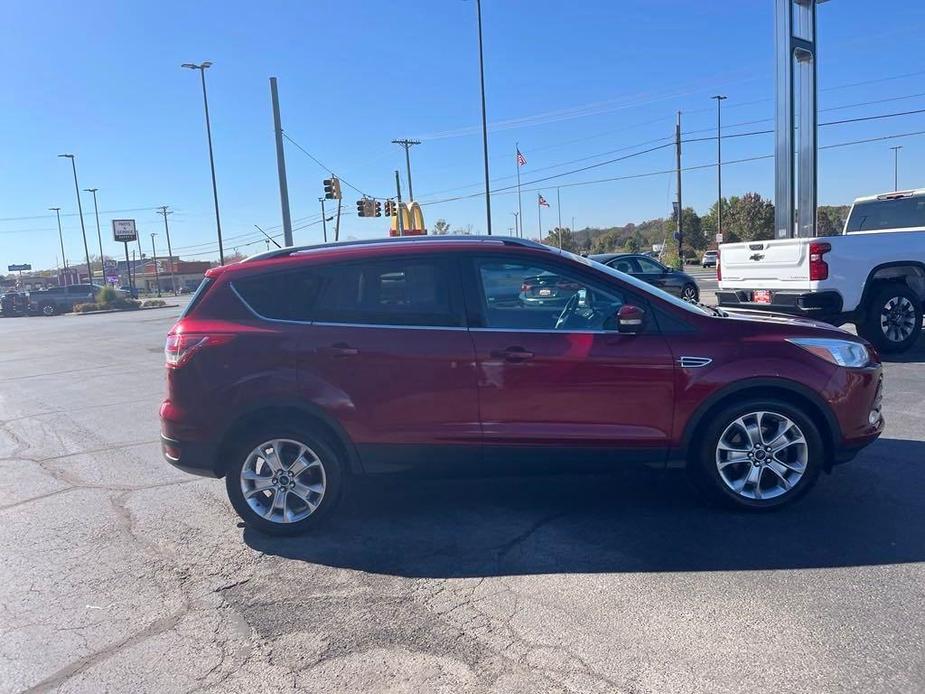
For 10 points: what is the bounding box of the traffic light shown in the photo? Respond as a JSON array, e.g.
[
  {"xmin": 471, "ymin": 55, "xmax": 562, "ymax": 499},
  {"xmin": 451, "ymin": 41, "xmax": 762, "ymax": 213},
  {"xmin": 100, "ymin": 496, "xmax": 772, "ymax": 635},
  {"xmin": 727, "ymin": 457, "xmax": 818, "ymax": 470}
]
[
  {"xmin": 384, "ymin": 200, "xmax": 395, "ymax": 216},
  {"xmin": 374, "ymin": 201, "xmax": 382, "ymax": 217},
  {"xmin": 356, "ymin": 199, "xmax": 366, "ymax": 217},
  {"xmin": 323, "ymin": 177, "xmax": 342, "ymax": 200}
]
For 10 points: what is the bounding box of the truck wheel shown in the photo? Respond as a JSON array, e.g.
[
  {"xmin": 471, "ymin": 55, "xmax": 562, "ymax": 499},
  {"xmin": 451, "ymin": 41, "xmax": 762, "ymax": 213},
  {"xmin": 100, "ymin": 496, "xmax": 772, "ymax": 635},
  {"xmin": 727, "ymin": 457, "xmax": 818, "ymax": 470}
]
[
  {"xmin": 859, "ymin": 284, "xmax": 922, "ymax": 353},
  {"xmin": 39, "ymin": 303, "xmax": 57, "ymax": 317}
]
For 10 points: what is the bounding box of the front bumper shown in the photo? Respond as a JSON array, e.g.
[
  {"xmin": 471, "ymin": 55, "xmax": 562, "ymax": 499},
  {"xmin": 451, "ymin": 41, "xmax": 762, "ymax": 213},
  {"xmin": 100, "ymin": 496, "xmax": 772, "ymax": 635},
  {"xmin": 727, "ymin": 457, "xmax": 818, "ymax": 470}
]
[
  {"xmin": 161, "ymin": 435, "xmax": 221, "ymax": 478},
  {"xmin": 716, "ymin": 289, "xmax": 844, "ymax": 319}
]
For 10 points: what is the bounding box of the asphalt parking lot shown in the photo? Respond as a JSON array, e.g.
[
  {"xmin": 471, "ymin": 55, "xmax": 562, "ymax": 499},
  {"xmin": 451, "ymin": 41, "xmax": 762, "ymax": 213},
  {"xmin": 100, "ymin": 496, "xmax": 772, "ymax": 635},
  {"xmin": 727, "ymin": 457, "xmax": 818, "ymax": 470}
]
[{"xmin": 1, "ymin": 302, "xmax": 923, "ymax": 693}]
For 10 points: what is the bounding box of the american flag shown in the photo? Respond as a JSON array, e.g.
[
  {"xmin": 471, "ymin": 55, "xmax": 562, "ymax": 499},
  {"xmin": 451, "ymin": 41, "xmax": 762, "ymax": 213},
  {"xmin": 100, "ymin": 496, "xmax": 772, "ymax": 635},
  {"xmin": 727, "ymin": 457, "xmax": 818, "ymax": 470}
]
[
  {"xmin": 516, "ymin": 148, "xmax": 527, "ymax": 167},
  {"xmin": 538, "ymin": 194, "xmax": 549, "ymax": 207}
]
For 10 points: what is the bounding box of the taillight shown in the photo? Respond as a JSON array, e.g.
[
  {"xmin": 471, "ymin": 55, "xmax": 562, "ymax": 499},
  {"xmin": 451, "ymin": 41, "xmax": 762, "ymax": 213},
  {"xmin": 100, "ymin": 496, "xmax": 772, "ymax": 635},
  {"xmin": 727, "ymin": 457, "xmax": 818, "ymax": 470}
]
[
  {"xmin": 809, "ymin": 242, "xmax": 831, "ymax": 281},
  {"xmin": 521, "ymin": 281, "xmax": 534, "ymax": 293},
  {"xmin": 165, "ymin": 333, "xmax": 234, "ymax": 368},
  {"xmin": 716, "ymin": 251, "xmax": 721, "ymax": 281}
]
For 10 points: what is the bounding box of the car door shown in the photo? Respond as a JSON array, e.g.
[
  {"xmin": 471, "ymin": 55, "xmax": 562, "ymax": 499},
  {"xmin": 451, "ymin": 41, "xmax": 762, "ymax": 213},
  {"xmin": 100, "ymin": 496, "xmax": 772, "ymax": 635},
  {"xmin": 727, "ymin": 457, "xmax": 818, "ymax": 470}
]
[
  {"xmin": 624, "ymin": 256, "xmax": 673, "ymax": 293},
  {"xmin": 464, "ymin": 254, "xmax": 675, "ymax": 465},
  {"xmin": 298, "ymin": 254, "xmax": 481, "ymax": 473}
]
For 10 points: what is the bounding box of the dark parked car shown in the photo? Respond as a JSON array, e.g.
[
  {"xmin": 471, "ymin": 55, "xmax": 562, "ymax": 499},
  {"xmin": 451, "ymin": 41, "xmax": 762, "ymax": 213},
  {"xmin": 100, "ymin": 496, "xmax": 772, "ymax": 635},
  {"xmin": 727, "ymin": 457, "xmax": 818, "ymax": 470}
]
[
  {"xmin": 30, "ymin": 284, "xmax": 124, "ymax": 315},
  {"xmin": 161, "ymin": 236, "xmax": 883, "ymax": 535},
  {"xmin": 589, "ymin": 253, "xmax": 700, "ymax": 302},
  {"xmin": 1, "ymin": 290, "xmax": 30, "ymax": 317}
]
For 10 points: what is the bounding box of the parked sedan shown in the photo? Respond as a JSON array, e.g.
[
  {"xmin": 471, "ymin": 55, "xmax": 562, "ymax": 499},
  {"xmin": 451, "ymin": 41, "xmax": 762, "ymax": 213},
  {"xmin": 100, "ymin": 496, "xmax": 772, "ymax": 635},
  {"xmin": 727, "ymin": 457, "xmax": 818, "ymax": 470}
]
[{"xmin": 589, "ymin": 253, "xmax": 700, "ymax": 302}]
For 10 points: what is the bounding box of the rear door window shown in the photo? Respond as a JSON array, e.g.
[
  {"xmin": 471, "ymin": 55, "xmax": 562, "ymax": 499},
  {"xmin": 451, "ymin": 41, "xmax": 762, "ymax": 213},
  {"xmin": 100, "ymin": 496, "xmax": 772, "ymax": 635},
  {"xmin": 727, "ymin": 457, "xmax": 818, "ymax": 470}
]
[
  {"xmin": 313, "ymin": 257, "xmax": 460, "ymax": 327},
  {"xmin": 233, "ymin": 270, "xmax": 322, "ymax": 321}
]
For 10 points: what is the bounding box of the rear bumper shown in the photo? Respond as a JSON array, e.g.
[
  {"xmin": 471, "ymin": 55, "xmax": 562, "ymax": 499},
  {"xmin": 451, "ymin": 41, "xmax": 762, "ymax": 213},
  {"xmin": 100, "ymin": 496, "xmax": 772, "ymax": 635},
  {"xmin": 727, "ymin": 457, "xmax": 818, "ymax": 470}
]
[
  {"xmin": 161, "ymin": 435, "xmax": 221, "ymax": 478},
  {"xmin": 716, "ymin": 289, "xmax": 844, "ymax": 320}
]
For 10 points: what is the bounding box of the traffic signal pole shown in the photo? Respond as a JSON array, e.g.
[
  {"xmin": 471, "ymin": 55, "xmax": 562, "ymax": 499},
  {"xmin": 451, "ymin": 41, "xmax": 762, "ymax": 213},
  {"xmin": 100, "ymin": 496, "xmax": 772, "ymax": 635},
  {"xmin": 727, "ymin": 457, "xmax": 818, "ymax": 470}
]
[
  {"xmin": 270, "ymin": 77, "xmax": 293, "ymax": 247},
  {"xmin": 395, "ymin": 171, "xmax": 405, "ymax": 236},
  {"xmin": 319, "ymin": 197, "xmax": 328, "ymax": 243}
]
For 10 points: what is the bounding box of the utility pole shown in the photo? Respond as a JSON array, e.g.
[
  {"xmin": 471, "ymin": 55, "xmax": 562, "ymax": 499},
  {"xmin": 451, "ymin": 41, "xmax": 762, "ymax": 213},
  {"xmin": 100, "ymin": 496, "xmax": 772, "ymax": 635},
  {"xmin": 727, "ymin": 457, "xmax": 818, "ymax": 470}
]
[
  {"xmin": 84, "ymin": 188, "xmax": 106, "ymax": 284},
  {"xmin": 711, "ymin": 95, "xmax": 727, "ymax": 242},
  {"xmin": 150, "ymin": 233, "xmax": 161, "ymax": 297},
  {"xmin": 675, "ymin": 111, "xmax": 683, "ymax": 266},
  {"xmin": 395, "ymin": 170, "xmax": 405, "ymax": 236},
  {"xmin": 392, "ymin": 139, "xmax": 421, "ymax": 201},
  {"xmin": 516, "ymin": 143, "xmax": 524, "ymax": 237},
  {"xmin": 334, "ymin": 194, "xmax": 342, "ymax": 242},
  {"xmin": 475, "ymin": 0, "xmax": 492, "ymax": 235},
  {"xmin": 891, "ymin": 145, "xmax": 903, "ymax": 191},
  {"xmin": 556, "ymin": 187, "xmax": 563, "ymax": 245},
  {"xmin": 49, "ymin": 207, "xmax": 67, "ymax": 272},
  {"xmin": 157, "ymin": 206, "xmax": 178, "ymax": 294},
  {"xmin": 181, "ymin": 61, "xmax": 224, "ymax": 264},
  {"xmin": 512, "ymin": 211, "xmax": 519, "ymax": 238},
  {"xmin": 319, "ymin": 197, "xmax": 328, "ymax": 243},
  {"xmin": 270, "ymin": 77, "xmax": 293, "ymax": 246},
  {"xmin": 58, "ymin": 154, "xmax": 93, "ymax": 285}
]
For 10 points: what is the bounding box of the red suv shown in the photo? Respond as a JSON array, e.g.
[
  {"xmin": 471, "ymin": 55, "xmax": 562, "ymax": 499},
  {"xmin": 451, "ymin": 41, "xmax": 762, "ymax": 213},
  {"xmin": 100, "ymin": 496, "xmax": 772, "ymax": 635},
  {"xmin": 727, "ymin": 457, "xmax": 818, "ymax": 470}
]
[{"xmin": 160, "ymin": 237, "xmax": 884, "ymax": 535}]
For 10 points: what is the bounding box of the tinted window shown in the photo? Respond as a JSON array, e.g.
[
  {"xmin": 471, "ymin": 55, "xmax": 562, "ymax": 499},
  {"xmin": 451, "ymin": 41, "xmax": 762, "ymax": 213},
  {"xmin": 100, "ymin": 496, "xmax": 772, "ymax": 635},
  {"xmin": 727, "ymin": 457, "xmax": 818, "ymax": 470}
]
[
  {"xmin": 635, "ymin": 257, "xmax": 666, "ymax": 274},
  {"xmin": 846, "ymin": 197, "xmax": 925, "ymax": 232},
  {"xmin": 314, "ymin": 258, "xmax": 458, "ymax": 327},
  {"xmin": 476, "ymin": 259, "xmax": 624, "ymax": 331},
  {"xmin": 69, "ymin": 285, "xmax": 94, "ymax": 295},
  {"xmin": 234, "ymin": 270, "xmax": 321, "ymax": 321},
  {"xmin": 608, "ymin": 257, "xmax": 637, "ymax": 274}
]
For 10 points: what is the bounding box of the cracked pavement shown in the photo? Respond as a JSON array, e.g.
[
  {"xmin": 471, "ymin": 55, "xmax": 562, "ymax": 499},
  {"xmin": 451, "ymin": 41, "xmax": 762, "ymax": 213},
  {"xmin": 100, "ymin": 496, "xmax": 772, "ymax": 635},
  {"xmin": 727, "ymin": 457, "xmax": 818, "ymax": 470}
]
[{"xmin": 0, "ymin": 306, "xmax": 923, "ymax": 693}]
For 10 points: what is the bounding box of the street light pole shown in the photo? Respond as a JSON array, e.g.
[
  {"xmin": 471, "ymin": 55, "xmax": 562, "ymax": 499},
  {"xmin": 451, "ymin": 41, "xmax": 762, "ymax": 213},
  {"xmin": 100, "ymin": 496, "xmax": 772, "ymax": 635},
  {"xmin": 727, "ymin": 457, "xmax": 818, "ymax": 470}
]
[
  {"xmin": 58, "ymin": 154, "xmax": 93, "ymax": 285},
  {"xmin": 891, "ymin": 145, "xmax": 903, "ymax": 191},
  {"xmin": 84, "ymin": 188, "xmax": 106, "ymax": 285},
  {"xmin": 157, "ymin": 206, "xmax": 178, "ymax": 295},
  {"xmin": 49, "ymin": 207, "xmax": 67, "ymax": 273},
  {"xmin": 150, "ymin": 233, "xmax": 161, "ymax": 298},
  {"xmin": 711, "ymin": 95, "xmax": 727, "ymax": 241},
  {"xmin": 475, "ymin": 0, "xmax": 492, "ymax": 235},
  {"xmin": 181, "ymin": 61, "xmax": 224, "ymax": 264}
]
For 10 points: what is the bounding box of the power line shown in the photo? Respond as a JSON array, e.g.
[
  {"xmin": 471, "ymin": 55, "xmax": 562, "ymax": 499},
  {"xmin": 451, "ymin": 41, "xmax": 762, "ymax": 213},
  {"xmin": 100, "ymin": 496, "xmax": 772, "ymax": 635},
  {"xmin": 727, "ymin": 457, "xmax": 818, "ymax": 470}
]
[{"xmin": 282, "ymin": 131, "xmax": 385, "ymax": 199}]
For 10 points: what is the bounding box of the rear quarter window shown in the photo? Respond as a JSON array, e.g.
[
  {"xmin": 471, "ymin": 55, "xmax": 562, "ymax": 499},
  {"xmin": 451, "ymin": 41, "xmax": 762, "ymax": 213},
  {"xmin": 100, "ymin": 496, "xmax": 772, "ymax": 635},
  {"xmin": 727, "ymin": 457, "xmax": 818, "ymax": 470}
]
[{"xmin": 232, "ymin": 270, "xmax": 322, "ymax": 321}]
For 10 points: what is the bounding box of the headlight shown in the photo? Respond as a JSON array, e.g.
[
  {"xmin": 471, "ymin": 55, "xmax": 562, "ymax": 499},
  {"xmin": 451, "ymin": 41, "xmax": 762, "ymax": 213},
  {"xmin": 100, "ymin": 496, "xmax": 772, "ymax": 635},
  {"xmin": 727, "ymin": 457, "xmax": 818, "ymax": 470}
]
[{"xmin": 787, "ymin": 337, "xmax": 870, "ymax": 368}]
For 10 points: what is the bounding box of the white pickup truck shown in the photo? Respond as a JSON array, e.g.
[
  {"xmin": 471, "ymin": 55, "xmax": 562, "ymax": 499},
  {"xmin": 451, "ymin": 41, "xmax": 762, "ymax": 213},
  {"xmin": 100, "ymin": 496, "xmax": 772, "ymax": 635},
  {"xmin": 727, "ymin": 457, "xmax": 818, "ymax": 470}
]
[{"xmin": 716, "ymin": 189, "xmax": 925, "ymax": 353}]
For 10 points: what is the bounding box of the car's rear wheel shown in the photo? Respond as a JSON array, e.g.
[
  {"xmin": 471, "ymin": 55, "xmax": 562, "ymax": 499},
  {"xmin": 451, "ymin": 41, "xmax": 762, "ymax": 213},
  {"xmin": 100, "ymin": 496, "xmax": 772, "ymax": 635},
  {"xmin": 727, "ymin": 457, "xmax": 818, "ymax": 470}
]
[
  {"xmin": 225, "ymin": 428, "xmax": 345, "ymax": 535},
  {"xmin": 858, "ymin": 283, "xmax": 922, "ymax": 354},
  {"xmin": 681, "ymin": 283, "xmax": 699, "ymax": 302},
  {"xmin": 690, "ymin": 398, "xmax": 823, "ymax": 510},
  {"xmin": 40, "ymin": 303, "xmax": 57, "ymax": 316}
]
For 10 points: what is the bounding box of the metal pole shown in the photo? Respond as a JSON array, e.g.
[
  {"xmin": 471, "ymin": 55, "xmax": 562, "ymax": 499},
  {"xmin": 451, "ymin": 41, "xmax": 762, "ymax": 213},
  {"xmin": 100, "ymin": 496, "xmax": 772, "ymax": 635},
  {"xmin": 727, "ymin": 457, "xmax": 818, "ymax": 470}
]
[
  {"xmin": 59, "ymin": 155, "xmax": 93, "ymax": 285},
  {"xmin": 183, "ymin": 63, "xmax": 225, "ymax": 264},
  {"xmin": 711, "ymin": 96, "xmax": 727, "ymax": 240},
  {"xmin": 150, "ymin": 234, "xmax": 161, "ymax": 297},
  {"xmin": 50, "ymin": 208, "xmax": 67, "ymax": 271},
  {"xmin": 124, "ymin": 242, "xmax": 132, "ymax": 293},
  {"xmin": 516, "ymin": 143, "xmax": 523, "ymax": 237},
  {"xmin": 334, "ymin": 196, "xmax": 342, "ymax": 242},
  {"xmin": 270, "ymin": 77, "xmax": 293, "ymax": 247},
  {"xmin": 85, "ymin": 189, "xmax": 106, "ymax": 284},
  {"xmin": 675, "ymin": 111, "xmax": 683, "ymax": 265},
  {"xmin": 891, "ymin": 145, "xmax": 902, "ymax": 191},
  {"xmin": 475, "ymin": 0, "xmax": 492, "ymax": 235},
  {"xmin": 131, "ymin": 249, "xmax": 136, "ymax": 292},
  {"xmin": 392, "ymin": 139, "xmax": 421, "ymax": 202},
  {"xmin": 556, "ymin": 187, "xmax": 563, "ymax": 244},
  {"xmin": 157, "ymin": 206, "xmax": 178, "ymax": 295},
  {"xmin": 319, "ymin": 197, "xmax": 328, "ymax": 243},
  {"xmin": 395, "ymin": 170, "xmax": 405, "ymax": 236},
  {"xmin": 538, "ymin": 194, "xmax": 546, "ymax": 245},
  {"xmin": 512, "ymin": 212, "xmax": 519, "ymax": 238}
]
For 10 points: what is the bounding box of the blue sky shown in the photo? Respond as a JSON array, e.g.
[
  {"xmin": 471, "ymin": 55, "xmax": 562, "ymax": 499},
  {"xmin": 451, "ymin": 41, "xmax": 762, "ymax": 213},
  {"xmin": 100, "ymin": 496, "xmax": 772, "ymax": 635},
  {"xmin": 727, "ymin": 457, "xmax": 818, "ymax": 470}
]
[{"xmin": 2, "ymin": 0, "xmax": 925, "ymax": 270}]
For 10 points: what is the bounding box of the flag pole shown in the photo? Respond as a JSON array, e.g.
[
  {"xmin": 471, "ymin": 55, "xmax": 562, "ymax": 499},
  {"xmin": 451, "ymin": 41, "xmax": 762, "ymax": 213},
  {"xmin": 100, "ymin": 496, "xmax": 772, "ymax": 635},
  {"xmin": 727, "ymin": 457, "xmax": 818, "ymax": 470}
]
[
  {"xmin": 516, "ymin": 143, "xmax": 523, "ymax": 237},
  {"xmin": 537, "ymin": 193, "xmax": 542, "ymax": 242}
]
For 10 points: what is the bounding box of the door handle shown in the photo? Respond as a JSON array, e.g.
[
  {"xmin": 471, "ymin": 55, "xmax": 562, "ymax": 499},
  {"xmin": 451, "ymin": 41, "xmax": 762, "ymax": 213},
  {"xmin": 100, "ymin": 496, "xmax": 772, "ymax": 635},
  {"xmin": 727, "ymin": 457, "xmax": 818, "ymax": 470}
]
[
  {"xmin": 318, "ymin": 342, "xmax": 358, "ymax": 357},
  {"xmin": 490, "ymin": 346, "xmax": 534, "ymax": 362}
]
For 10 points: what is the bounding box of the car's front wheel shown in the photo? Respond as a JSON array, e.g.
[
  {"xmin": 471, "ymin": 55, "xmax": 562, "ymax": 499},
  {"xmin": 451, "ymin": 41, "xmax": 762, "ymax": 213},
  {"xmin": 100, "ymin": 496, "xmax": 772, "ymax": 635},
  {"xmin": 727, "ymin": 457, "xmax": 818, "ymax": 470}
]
[
  {"xmin": 225, "ymin": 428, "xmax": 345, "ymax": 535},
  {"xmin": 690, "ymin": 398, "xmax": 823, "ymax": 510},
  {"xmin": 681, "ymin": 283, "xmax": 699, "ymax": 302}
]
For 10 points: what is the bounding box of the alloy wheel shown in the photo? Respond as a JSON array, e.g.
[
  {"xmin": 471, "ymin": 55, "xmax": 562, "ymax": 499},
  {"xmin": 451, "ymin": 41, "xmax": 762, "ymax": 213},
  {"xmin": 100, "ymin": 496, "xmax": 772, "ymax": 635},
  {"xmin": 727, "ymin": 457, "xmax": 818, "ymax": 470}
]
[
  {"xmin": 682, "ymin": 285, "xmax": 698, "ymax": 301},
  {"xmin": 880, "ymin": 295, "xmax": 917, "ymax": 343},
  {"xmin": 239, "ymin": 439, "xmax": 326, "ymax": 524},
  {"xmin": 715, "ymin": 411, "xmax": 808, "ymax": 501}
]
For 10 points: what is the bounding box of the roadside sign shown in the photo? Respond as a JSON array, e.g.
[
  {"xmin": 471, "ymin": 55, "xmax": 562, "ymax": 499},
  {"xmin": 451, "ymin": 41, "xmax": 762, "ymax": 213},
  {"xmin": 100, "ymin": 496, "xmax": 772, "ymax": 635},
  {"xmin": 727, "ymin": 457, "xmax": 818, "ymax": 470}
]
[
  {"xmin": 8, "ymin": 264, "xmax": 31, "ymax": 272},
  {"xmin": 715, "ymin": 233, "xmax": 724, "ymax": 243},
  {"xmin": 112, "ymin": 219, "xmax": 138, "ymax": 242}
]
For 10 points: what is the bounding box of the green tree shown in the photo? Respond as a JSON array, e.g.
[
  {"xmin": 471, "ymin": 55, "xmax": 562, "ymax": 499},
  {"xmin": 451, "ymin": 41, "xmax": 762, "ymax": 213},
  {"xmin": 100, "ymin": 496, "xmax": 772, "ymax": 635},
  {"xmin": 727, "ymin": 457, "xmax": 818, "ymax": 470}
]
[
  {"xmin": 431, "ymin": 219, "xmax": 451, "ymax": 235},
  {"xmin": 543, "ymin": 227, "xmax": 577, "ymax": 252},
  {"xmin": 817, "ymin": 205, "xmax": 849, "ymax": 236},
  {"xmin": 725, "ymin": 192, "xmax": 775, "ymax": 242},
  {"xmin": 624, "ymin": 232, "xmax": 642, "ymax": 253}
]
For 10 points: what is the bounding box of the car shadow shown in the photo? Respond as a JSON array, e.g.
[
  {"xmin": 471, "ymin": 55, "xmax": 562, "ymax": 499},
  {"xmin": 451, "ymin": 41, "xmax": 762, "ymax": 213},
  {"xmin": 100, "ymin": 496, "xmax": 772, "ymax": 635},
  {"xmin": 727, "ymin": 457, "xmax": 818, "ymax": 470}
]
[
  {"xmin": 244, "ymin": 437, "xmax": 925, "ymax": 578},
  {"xmin": 880, "ymin": 331, "xmax": 925, "ymax": 363}
]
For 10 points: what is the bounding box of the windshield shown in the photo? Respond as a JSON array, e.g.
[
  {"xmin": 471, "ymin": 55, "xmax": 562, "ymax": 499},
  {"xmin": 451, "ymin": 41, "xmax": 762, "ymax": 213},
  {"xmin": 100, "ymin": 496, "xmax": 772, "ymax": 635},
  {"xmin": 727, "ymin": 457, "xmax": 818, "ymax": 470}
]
[
  {"xmin": 846, "ymin": 197, "xmax": 925, "ymax": 232},
  {"xmin": 558, "ymin": 249, "xmax": 712, "ymax": 316}
]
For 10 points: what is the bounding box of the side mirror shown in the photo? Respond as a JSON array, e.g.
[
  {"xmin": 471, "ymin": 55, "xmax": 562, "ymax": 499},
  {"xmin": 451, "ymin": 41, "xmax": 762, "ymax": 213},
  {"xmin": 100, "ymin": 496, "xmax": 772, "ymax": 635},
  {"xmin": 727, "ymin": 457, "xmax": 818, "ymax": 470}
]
[{"xmin": 617, "ymin": 304, "xmax": 646, "ymax": 334}]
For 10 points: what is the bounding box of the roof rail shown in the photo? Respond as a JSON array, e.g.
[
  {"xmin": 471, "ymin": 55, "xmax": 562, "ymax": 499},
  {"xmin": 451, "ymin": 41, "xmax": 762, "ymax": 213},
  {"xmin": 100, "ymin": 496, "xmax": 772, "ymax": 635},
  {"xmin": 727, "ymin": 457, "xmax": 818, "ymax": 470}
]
[{"xmin": 240, "ymin": 234, "xmax": 546, "ymax": 263}]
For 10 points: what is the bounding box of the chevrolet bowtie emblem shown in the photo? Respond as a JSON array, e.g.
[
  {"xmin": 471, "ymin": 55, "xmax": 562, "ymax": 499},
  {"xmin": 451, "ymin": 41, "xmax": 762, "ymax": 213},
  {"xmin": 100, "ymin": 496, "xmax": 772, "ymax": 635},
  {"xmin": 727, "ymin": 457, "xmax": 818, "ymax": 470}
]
[{"xmin": 750, "ymin": 253, "xmax": 765, "ymax": 261}]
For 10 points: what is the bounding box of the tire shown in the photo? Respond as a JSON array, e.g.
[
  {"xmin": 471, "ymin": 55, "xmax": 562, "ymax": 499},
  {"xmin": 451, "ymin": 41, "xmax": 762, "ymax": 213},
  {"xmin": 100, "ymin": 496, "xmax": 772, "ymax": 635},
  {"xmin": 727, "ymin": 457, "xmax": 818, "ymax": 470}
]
[
  {"xmin": 39, "ymin": 303, "xmax": 57, "ymax": 317},
  {"xmin": 857, "ymin": 283, "xmax": 922, "ymax": 354},
  {"xmin": 688, "ymin": 398, "xmax": 823, "ymax": 511},
  {"xmin": 225, "ymin": 426, "xmax": 346, "ymax": 536},
  {"xmin": 681, "ymin": 283, "xmax": 699, "ymax": 303}
]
